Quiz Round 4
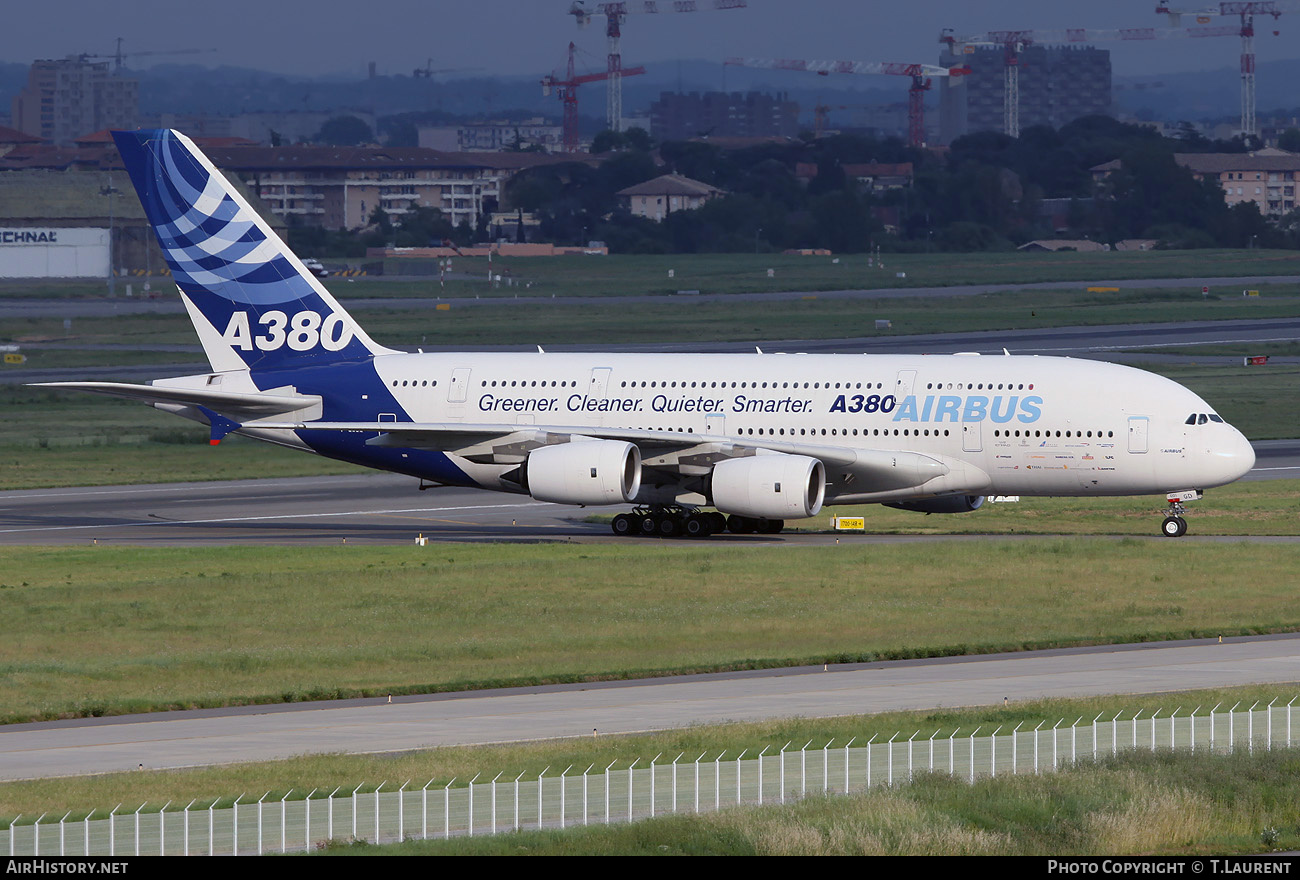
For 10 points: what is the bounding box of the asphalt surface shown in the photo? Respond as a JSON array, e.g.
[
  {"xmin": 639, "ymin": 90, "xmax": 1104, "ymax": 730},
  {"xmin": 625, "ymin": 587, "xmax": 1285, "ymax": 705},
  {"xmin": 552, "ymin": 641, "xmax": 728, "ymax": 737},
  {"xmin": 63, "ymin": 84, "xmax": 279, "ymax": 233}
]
[
  {"xmin": 0, "ymin": 437, "xmax": 1294, "ymax": 548},
  {"xmin": 2, "ymin": 634, "xmax": 1296, "ymax": 780}
]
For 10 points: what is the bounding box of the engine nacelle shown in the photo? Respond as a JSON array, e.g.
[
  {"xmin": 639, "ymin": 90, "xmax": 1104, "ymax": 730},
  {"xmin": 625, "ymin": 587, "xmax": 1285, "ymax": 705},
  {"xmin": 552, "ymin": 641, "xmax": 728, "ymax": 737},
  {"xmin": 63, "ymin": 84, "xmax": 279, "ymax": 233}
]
[
  {"xmin": 711, "ymin": 454, "xmax": 825, "ymax": 520},
  {"xmin": 883, "ymin": 495, "xmax": 985, "ymax": 514},
  {"xmin": 525, "ymin": 440, "xmax": 641, "ymax": 506}
]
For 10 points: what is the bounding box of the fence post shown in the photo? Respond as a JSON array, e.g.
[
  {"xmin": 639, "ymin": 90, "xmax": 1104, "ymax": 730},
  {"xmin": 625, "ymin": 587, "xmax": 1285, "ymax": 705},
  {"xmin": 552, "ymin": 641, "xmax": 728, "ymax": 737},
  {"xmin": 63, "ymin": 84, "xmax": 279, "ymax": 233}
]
[
  {"xmin": 968, "ymin": 728, "xmax": 979, "ymax": 784},
  {"xmin": 59, "ymin": 811, "xmax": 69, "ymax": 857},
  {"xmin": 672, "ymin": 753, "xmax": 683, "ymax": 813},
  {"xmin": 558, "ymin": 766, "xmax": 570, "ymax": 829},
  {"xmin": 1229, "ymin": 702, "xmax": 1240, "ymax": 753},
  {"xmin": 1248, "ymin": 701, "xmax": 1259, "ymax": 755},
  {"xmin": 605, "ymin": 762, "xmax": 616, "ymax": 824},
  {"xmin": 303, "ymin": 789, "xmax": 317, "ymax": 853},
  {"xmin": 757, "ymin": 747, "xmax": 768, "ymax": 804},
  {"xmin": 374, "ymin": 782, "xmax": 385, "ymax": 844},
  {"xmin": 232, "ymin": 794, "xmax": 244, "ymax": 856},
  {"xmin": 465, "ymin": 775, "xmax": 478, "ymax": 837},
  {"xmin": 351, "ymin": 785, "xmax": 362, "ymax": 842},
  {"xmin": 158, "ymin": 802, "xmax": 170, "ymax": 856},
  {"xmin": 256, "ymin": 792, "xmax": 267, "ymax": 855},
  {"xmin": 990, "ymin": 726, "xmax": 1003, "ymax": 777},
  {"xmin": 627, "ymin": 760, "xmax": 638, "ymax": 821},
  {"xmin": 715, "ymin": 751, "xmax": 725, "ymax": 809},
  {"xmin": 949, "ymin": 729, "xmax": 957, "ymax": 777},
  {"xmin": 886, "ymin": 734, "xmax": 897, "ymax": 788},
  {"xmin": 398, "ymin": 781, "xmax": 409, "ymax": 842},
  {"xmin": 907, "ymin": 732, "xmax": 918, "ymax": 783},
  {"xmin": 327, "ymin": 786, "xmax": 340, "ymax": 843},
  {"xmin": 1033, "ymin": 723, "xmax": 1043, "ymax": 774},
  {"xmin": 1132, "ymin": 710, "xmax": 1140, "ymax": 751},
  {"xmin": 207, "ymin": 799, "xmax": 214, "ymax": 856},
  {"xmin": 1092, "ymin": 714, "xmax": 1102, "ymax": 761},
  {"xmin": 779, "ymin": 744, "xmax": 789, "ymax": 804},
  {"xmin": 11, "ymin": 814, "xmax": 20, "ymax": 858},
  {"xmin": 1151, "ymin": 710, "xmax": 1161, "ymax": 752},
  {"xmin": 1072, "ymin": 716, "xmax": 1083, "ymax": 765},
  {"xmin": 734, "ymin": 751, "xmax": 745, "ymax": 805},
  {"xmin": 111, "ymin": 804, "xmax": 122, "ymax": 857},
  {"xmin": 582, "ymin": 765, "xmax": 593, "ymax": 826},
  {"xmin": 865, "ymin": 734, "xmax": 877, "ymax": 789},
  {"xmin": 928, "ymin": 730, "xmax": 938, "ymax": 773},
  {"xmin": 1112, "ymin": 712, "xmax": 1121, "ymax": 756},
  {"xmin": 1171, "ymin": 708, "xmax": 1181, "ymax": 751},
  {"xmin": 1011, "ymin": 723, "xmax": 1022, "ymax": 774},
  {"xmin": 823, "ymin": 740, "xmax": 832, "ymax": 793},
  {"xmin": 86, "ymin": 810, "xmax": 92, "ymax": 858},
  {"xmin": 1210, "ymin": 703, "xmax": 1220, "ymax": 752},
  {"xmin": 535, "ymin": 768, "xmax": 545, "ymax": 831},
  {"xmin": 514, "ymin": 773, "xmax": 525, "ymax": 831},
  {"xmin": 694, "ymin": 754, "xmax": 704, "ymax": 813},
  {"xmin": 801, "ymin": 740, "xmax": 812, "ymax": 796},
  {"xmin": 650, "ymin": 755, "xmax": 660, "ymax": 816},
  {"xmin": 35, "ymin": 813, "xmax": 45, "ymax": 858},
  {"xmin": 1267, "ymin": 699, "xmax": 1277, "ymax": 751},
  {"xmin": 1053, "ymin": 720, "xmax": 1062, "ymax": 770},
  {"xmin": 420, "ymin": 780, "xmax": 431, "ymax": 840},
  {"xmin": 1190, "ymin": 708, "xmax": 1199, "ymax": 754},
  {"xmin": 280, "ymin": 791, "xmax": 292, "ymax": 854},
  {"xmin": 490, "ymin": 774, "xmax": 500, "ymax": 835},
  {"xmin": 843, "ymin": 738, "xmax": 856, "ymax": 793},
  {"xmin": 444, "ymin": 779, "xmax": 455, "ymax": 839},
  {"xmin": 1288, "ymin": 697, "xmax": 1295, "ymax": 748}
]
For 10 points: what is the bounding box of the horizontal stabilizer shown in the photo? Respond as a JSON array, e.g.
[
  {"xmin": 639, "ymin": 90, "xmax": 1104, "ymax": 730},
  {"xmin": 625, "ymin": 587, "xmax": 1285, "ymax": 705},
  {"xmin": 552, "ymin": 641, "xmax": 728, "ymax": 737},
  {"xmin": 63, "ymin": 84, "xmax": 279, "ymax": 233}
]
[{"xmin": 32, "ymin": 381, "xmax": 321, "ymax": 420}]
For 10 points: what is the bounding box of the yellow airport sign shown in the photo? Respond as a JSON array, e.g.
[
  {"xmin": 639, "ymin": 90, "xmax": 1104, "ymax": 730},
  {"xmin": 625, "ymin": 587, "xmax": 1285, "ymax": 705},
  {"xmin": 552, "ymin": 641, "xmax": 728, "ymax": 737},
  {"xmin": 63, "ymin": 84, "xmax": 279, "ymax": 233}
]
[
  {"xmin": 3, "ymin": 353, "xmax": 27, "ymax": 365},
  {"xmin": 1086, "ymin": 286, "xmax": 1119, "ymax": 293},
  {"xmin": 435, "ymin": 303, "xmax": 451, "ymax": 311},
  {"xmin": 833, "ymin": 516, "xmax": 865, "ymax": 531}
]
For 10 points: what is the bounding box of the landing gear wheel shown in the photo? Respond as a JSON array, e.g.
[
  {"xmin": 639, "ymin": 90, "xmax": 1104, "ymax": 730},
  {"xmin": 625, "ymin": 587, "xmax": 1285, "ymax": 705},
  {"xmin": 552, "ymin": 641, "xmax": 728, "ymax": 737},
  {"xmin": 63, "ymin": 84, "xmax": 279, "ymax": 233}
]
[
  {"xmin": 726, "ymin": 514, "xmax": 754, "ymax": 534},
  {"xmin": 611, "ymin": 514, "xmax": 635, "ymax": 537},
  {"xmin": 1161, "ymin": 515, "xmax": 1188, "ymax": 538},
  {"xmin": 639, "ymin": 515, "xmax": 658, "ymax": 536},
  {"xmin": 656, "ymin": 514, "xmax": 681, "ymax": 537},
  {"xmin": 759, "ymin": 519, "xmax": 785, "ymax": 534},
  {"xmin": 708, "ymin": 512, "xmax": 728, "ymax": 534},
  {"xmin": 683, "ymin": 514, "xmax": 712, "ymax": 538}
]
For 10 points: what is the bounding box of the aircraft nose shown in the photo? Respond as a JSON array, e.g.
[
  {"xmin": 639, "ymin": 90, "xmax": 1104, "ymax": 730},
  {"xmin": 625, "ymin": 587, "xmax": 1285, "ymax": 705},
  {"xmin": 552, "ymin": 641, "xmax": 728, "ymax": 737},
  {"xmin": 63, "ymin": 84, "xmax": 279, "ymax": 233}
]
[{"xmin": 1206, "ymin": 429, "xmax": 1256, "ymax": 486}]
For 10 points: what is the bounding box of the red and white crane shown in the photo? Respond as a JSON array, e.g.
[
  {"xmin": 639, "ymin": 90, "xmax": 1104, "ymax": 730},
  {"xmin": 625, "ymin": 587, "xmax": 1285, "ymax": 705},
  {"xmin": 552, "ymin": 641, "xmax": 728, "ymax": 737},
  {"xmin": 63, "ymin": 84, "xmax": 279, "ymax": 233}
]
[
  {"xmin": 568, "ymin": 1, "xmax": 747, "ymax": 133},
  {"xmin": 1155, "ymin": 2, "xmax": 1296, "ymax": 138},
  {"xmin": 722, "ymin": 57, "xmax": 969, "ymax": 147},
  {"xmin": 940, "ymin": 24, "xmax": 1238, "ymax": 138},
  {"xmin": 542, "ymin": 42, "xmax": 646, "ymax": 152}
]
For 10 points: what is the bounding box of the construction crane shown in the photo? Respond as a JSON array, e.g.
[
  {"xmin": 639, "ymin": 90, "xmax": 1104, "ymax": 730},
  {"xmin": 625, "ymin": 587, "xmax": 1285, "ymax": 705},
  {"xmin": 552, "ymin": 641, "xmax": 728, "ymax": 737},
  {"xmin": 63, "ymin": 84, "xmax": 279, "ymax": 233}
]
[
  {"xmin": 79, "ymin": 38, "xmax": 215, "ymax": 72},
  {"xmin": 723, "ymin": 57, "xmax": 969, "ymax": 147},
  {"xmin": 940, "ymin": 24, "xmax": 1238, "ymax": 138},
  {"xmin": 542, "ymin": 42, "xmax": 646, "ymax": 152},
  {"xmin": 1156, "ymin": 2, "xmax": 1296, "ymax": 138},
  {"xmin": 568, "ymin": 0, "xmax": 747, "ymax": 133}
]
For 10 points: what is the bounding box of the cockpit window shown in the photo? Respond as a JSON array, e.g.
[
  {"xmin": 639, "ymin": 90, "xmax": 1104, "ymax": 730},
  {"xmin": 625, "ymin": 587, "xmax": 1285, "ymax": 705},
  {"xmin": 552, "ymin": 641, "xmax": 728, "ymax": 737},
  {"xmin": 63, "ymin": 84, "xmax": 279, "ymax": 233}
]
[
  {"xmin": 1208, "ymin": 414, "xmax": 1224, "ymax": 423},
  {"xmin": 1198, "ymin": 414, "xmax": 1209, "ymax": 425},
  {"xmin": 1186, "ymin": 414, "xmax": 1197, "ymax": 425}
]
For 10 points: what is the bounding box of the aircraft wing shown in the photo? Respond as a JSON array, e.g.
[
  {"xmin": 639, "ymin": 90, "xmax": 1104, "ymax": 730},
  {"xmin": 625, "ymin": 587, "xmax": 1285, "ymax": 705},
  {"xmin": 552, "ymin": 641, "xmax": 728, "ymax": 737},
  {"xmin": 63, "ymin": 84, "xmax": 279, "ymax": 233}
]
[{"xmin": 256, "ymin": 420, "xmax": 949, "ymax": 491}]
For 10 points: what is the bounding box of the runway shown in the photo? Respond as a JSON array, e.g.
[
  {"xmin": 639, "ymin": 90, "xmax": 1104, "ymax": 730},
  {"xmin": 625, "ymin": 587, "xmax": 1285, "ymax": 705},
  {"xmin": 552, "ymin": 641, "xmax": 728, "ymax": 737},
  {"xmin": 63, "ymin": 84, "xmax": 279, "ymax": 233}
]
[
  {"xmin": 0, "ymin": 437, "xmax": 1294, "ymax": 547},
  {"xmin": 1, "ymin": 634, "xmax": 1296, "ymax": 780}
]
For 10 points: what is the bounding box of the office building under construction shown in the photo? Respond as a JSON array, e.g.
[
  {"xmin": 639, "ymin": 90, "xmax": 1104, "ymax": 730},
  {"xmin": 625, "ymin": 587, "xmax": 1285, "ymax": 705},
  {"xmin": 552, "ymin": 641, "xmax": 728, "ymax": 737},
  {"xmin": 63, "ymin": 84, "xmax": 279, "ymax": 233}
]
[{"xmin": 939, "ymin": 45, "xmax": 1111, "ymax": 143}]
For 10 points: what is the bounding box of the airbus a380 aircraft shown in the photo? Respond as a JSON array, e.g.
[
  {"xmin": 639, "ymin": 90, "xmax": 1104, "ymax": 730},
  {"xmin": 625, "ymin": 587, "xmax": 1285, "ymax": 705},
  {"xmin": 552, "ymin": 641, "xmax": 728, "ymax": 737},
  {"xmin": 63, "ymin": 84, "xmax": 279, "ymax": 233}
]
[{"xmin": 40, "ymin": 130, "xmax": 1255, "ymax": 538}]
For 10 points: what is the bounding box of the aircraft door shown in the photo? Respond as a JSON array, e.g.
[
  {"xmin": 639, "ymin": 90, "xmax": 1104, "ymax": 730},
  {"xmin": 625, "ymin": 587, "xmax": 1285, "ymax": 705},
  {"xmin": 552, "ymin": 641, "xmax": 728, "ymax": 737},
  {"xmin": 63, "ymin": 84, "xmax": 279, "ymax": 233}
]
[
  {"xmin": 705, "ymin": 412, "xmax": 726, "ymax": 435},
  {"xmin": 895, "ymin": 369, "xmax": 916, "ymax": 401},
  {"xmin": 586, "ymin": 367, "xmax": 611, "ymax": 425},
  {"xmin": 962, "ymin": 420, "xmax": 983, "ymax": 453},
  {"xmin": 1128, "ymin": 416, "xmax": 1149, "ymax": 454},
  {"xmin": 448, "ymin": 368, "xmax": 472, "ymax": 404}
]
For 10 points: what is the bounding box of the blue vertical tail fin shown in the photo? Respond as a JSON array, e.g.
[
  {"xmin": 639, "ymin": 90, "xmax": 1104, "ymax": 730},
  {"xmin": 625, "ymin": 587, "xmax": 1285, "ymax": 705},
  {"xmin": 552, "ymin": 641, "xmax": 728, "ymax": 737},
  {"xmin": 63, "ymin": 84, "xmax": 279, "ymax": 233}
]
[{"xmin": 113, "ymin": 129, "xmax": 393, "ymax": 373}]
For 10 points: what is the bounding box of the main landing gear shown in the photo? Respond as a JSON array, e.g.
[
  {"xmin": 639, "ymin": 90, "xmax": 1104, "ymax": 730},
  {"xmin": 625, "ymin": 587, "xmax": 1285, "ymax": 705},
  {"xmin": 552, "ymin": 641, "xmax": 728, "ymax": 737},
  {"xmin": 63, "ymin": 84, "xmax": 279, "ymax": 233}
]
[{"xmin": 610, "ymin": 505, "xmax": 784, "ymax": 538}]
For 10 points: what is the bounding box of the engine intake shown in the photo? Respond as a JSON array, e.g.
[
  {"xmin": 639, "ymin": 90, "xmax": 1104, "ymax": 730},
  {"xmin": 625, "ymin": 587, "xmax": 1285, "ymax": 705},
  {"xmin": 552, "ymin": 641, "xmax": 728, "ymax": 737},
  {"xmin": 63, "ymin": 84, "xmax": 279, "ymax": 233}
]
[
  {"xmin": 525, "ymin": 440, "xmax": 641, "ymax": 506},
  {"xmin": 883, "ymin": 495, "xmax": 985, "ymax": 514},
  {"xmin": 711, "ymin": 454, "xmax": 825, "ymax": 519}
]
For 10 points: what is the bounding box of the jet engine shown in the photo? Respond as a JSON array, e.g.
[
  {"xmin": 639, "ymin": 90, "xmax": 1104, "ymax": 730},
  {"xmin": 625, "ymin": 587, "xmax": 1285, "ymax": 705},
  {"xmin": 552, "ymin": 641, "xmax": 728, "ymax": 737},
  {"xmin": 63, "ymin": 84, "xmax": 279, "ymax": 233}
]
[
  {"xmin": 711, "ymin": 454, "xmax": 825, "ymax": 519},
  {"xmin": 524, "ymin": 440, "xmax": 642, "ymax": 505},
  {"xmin": 883, "ymin": 495, "xmax": 985, "ymax": 514}
]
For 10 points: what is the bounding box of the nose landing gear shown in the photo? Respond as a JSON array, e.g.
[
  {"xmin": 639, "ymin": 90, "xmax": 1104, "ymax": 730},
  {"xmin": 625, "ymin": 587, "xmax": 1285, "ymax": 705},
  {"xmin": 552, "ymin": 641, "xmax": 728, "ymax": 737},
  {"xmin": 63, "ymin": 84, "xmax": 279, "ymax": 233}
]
[{"xmin": 1159, "ymin": 490, "xmax": 1202, "ymax": 538}]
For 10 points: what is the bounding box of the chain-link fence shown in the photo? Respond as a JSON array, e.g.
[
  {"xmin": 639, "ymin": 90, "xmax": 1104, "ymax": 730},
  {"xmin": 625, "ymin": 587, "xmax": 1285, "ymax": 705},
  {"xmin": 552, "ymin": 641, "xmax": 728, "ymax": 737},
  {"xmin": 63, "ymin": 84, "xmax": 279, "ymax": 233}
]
[{"xmin": 4, "ymin": 699, "xmax": 1294, "ymax": 855}]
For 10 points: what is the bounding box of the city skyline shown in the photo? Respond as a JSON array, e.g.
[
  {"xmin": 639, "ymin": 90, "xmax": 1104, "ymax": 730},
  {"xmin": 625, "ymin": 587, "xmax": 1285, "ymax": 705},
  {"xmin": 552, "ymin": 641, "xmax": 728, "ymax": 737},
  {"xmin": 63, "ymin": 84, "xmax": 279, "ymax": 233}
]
[{"xmin": 2, "ymin": 0, "xmax": 1296, "ymax": 81}]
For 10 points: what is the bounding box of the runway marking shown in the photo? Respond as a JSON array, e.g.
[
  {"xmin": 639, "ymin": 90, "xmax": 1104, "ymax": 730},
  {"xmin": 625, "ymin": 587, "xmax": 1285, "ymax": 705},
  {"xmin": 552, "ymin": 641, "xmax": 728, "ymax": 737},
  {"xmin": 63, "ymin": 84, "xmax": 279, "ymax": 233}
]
[
  {"xmin": 1012, "ymin": 336, "xmax": 1300, "ymax": 354},
  {"xmin": 0, "ymin": 502, "xmax": 552, "ymax": 536}
]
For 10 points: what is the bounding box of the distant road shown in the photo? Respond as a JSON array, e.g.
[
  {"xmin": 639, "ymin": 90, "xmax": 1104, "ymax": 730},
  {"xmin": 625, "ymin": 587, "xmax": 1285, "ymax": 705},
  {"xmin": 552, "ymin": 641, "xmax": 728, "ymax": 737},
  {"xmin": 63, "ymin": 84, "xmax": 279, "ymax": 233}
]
[
  {"xmin": 4, "ymin": 274, "xmax": 1300, "ymax": 320},
  {"xmin": 6, "ymin": 317, "xmax": 1299, "ymax": 386},
  {"xmin": 2, "ymin": 634, "xmax": 1297, "ymax": 779}
]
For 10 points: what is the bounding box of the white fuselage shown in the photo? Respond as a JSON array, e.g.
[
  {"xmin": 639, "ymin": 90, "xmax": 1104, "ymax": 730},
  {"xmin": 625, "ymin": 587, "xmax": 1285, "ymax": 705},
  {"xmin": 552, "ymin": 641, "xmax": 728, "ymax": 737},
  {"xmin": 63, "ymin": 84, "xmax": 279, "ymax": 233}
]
[{"xmin": 345, "ymin": 350, "xmax": 1254, "ymax": 505}]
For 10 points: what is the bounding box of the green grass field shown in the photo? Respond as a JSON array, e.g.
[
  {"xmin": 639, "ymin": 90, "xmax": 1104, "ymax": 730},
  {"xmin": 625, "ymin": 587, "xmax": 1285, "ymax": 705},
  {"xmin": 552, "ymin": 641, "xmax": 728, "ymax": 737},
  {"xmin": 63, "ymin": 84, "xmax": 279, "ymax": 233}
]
[{"xmin": 2, "ymin": 536, "xmax": 1298, "ymax": 724}]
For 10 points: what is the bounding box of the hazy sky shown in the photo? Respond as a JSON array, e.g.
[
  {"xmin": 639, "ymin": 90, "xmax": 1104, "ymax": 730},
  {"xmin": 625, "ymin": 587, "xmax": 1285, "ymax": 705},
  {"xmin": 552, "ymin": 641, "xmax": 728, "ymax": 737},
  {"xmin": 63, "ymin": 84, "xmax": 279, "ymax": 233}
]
[{"xmin": 3, "ymin": 0, "xmax": 1292, "ymax": 79}]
